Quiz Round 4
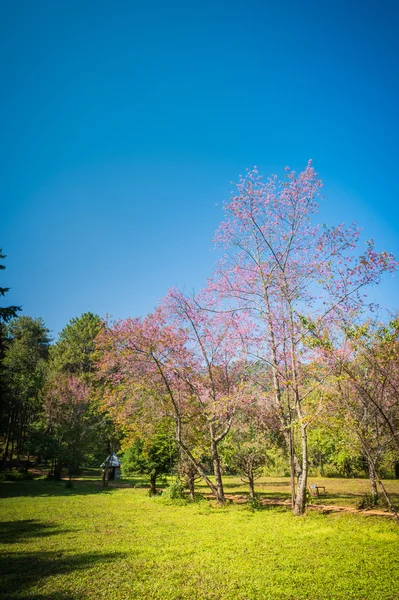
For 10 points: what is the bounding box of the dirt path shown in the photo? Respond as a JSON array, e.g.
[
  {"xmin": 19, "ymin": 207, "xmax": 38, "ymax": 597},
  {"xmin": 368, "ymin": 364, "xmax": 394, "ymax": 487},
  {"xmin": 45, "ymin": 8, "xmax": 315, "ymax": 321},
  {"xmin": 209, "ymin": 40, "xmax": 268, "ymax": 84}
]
[{"xmin": 221, "ymin": 493, "xmax": 395, "ymax": 518}]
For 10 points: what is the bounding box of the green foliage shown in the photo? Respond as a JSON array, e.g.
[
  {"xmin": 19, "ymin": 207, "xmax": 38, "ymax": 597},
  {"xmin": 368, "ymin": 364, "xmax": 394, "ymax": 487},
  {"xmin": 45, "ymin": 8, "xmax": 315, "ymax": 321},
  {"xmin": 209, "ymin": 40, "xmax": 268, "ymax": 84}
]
[
  {"xmin": 247, "ymin": 493, "xmax": 263, "ymax": 510},
  {"xmin": 43, "ymin": 312, "xmax": 111, "ymax": 474},
  {"xmin": 122, "ymin": 424, "xmax": 177, "ymax": 480},
  {"xmin": 0, "ymin": 469, "xmax": 33, "ymax": 482},
  {"xmin": 305, "ymin": 487, "xmax": 313, "ymax": 505},
  {"xmin": 357, "ymin": 493, "xmax": 380, "ymax": 510},
  {"xmin": 221, "ymin": 417, "xmax": 271, "ymax": 475},
  {"xmin": 307, "ymin": 426, "xmax": 340, "ymax": 476},
  {"xmin": 298, "ymin": 314, "xmax": 333, "ymax": 350},
  {"xmin": 3, "ymin": 316, "xmax": 51, "ymax": 395},
  {"xmin": 161, "ymin": 478, "xmax": 187, "ymax": 503},
  {"xmin": 1, "ymin": 316, "xmax": 51, "ymax": 464},
  {"xmin": 50, "ymin": 312, "xmax": 103, "ymax": 377},
  {"xmin": 262, "ymin": 445, "xmax": 289, "ymax": 476}
]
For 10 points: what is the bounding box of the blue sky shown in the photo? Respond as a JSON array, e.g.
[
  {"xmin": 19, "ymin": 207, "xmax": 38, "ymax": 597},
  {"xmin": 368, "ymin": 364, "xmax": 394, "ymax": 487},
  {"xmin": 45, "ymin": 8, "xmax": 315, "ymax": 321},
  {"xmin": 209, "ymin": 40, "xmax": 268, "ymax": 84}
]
[{"xmin": 1, "ymin": 0, "xmax": 398, "ymax": 337}]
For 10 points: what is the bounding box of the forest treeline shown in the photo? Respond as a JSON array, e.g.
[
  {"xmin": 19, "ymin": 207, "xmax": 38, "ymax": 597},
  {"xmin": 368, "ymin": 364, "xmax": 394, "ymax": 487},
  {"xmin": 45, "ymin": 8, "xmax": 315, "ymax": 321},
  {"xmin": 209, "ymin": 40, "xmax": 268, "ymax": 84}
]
[{"xmin": 1, "ymin": 163, "xmax": 398, "ymax": 517}]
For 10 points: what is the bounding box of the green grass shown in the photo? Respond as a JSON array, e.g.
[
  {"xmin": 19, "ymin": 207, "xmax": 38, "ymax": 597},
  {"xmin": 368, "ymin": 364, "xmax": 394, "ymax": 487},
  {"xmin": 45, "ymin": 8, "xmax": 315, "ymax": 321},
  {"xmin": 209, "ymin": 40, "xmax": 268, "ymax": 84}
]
[
  {"xmin": 199, "ymin": 475, "xmax": 399, "ymax": 510},
  {"xmin": 1, "ymin": 479, "xmax": 398, "ymax": 600}
]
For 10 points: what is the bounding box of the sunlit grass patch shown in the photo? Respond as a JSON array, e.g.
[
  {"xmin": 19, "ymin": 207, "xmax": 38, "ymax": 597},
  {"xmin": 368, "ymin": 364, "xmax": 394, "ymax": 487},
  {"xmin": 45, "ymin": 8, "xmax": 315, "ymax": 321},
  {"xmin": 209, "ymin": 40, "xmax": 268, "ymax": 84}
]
[{"xmin": 1, "ymin": 480, "xmax": 398, "ymax": 599}]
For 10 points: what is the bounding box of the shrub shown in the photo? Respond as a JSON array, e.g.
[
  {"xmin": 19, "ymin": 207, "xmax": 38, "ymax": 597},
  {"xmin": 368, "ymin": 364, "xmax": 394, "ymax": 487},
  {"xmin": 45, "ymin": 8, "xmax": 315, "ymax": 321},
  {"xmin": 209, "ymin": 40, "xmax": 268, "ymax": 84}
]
[
  {"xmin": 247, "ymin": 494, "xmax": 263, "ymax": 511},
  {"xmin": 357, "ymin": 493, "xmax": 379, "ymax": 510},
  {"xmin": 162, "ymin": 479, "xmax": 186, "ymax": 500},
  {"xmin": 0, "ymin": 470, "xmax": 34, "ymax": 482},
  {"xmin": 161, "ymin": 479, "xmax": 186, "ymax": 503}
]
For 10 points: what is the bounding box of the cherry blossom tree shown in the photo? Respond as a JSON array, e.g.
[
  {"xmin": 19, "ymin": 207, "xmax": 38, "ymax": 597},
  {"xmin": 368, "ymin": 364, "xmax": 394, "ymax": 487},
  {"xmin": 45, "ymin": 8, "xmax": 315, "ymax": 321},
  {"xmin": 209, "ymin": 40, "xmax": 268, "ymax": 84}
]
[
  {"xmin": 162, "ymin": 288, "xmax": 249, "ymax": 502},
  {"xmin": 44, "ymin": 375, "xmax": 91, "ymax": 480},
  {"xmin": 209, "ymin": 161, "xmax": 397, "ymax": 515},
  {"xmin": 96, "ymin": 292, "xmax": 247, "ymax": 504}
]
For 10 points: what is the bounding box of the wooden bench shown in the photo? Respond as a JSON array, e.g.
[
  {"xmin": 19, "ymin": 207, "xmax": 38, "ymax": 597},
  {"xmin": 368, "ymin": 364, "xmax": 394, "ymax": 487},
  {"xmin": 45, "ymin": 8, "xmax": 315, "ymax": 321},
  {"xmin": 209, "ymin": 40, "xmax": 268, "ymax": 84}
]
[{"xmin": 310, "ymin": 484, "xmax": 326, "ymax": 498}]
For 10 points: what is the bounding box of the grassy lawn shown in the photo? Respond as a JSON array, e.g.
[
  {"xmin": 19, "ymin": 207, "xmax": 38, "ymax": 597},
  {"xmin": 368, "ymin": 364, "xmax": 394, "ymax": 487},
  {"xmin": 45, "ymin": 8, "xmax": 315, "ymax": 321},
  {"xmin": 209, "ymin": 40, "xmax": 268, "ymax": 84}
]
[{"xmin": 1, "ymin": 478, "xmax": 399, "ymax": 600}]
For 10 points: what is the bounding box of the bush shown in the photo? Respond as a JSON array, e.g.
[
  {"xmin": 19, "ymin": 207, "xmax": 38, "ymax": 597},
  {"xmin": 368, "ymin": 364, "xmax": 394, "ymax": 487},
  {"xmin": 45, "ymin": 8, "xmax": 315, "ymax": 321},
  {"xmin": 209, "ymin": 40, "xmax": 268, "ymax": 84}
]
[
  {"xmin": 161, "ymin": 479, "xmax": 187, "ymax": 503},
  {"xmin": 247, "ymin": 494, "xmax": 263, "ymax": 511},
  {"xmin": 357, "ymin": 493, "xmax": 379, "ymax": 510},
  {"xmin": 0, "ymin": 470, "xmax": 34, "ymax": 482},
  {"xmin": 323, "ymin": 465, "xmax": 342, "ymax": 478}
]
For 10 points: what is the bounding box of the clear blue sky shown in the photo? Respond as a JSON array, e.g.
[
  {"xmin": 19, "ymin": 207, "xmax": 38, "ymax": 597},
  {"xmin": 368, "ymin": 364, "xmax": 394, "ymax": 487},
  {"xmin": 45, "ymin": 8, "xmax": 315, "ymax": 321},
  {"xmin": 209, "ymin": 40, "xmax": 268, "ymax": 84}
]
[{"xmin": 1, "ymin": 0, "xmax": 398, "ymax": 337}]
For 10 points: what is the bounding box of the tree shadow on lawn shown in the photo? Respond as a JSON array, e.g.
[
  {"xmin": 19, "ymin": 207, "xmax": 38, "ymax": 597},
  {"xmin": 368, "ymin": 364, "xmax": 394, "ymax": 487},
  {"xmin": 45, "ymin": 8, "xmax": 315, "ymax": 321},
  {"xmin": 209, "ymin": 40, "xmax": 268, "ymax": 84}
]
[
  {"xmin": 7, "ymin": 594, "xmax": 80, "ymax": 600},
  {"xmin": 5, "ymin": 594, "xmax": 81, "ymax": 600},
  {"xmin": 0, "ymin": 480, "xmax": 120, "ymax": 499},
  {"xmin": 0, "ymin": 520, "xmax": 70, "ymax": 545},
  {"xmin": 0, "ymin": 548, "xmax": 125, "ymax": 600},
  {"xmin": 216, "ymin": 481, "xmax": 247, "ymax": 490},
  {"xmin": 258, "ymin": 481, "xmax": 291, "ymax": 487},
  {"xmin": 0, "ymin": 521, "xmax": 125, "ymax": 600},
  {"xmin": 254, "ymin": 503, "xmax": 290, "ymax": 513}
]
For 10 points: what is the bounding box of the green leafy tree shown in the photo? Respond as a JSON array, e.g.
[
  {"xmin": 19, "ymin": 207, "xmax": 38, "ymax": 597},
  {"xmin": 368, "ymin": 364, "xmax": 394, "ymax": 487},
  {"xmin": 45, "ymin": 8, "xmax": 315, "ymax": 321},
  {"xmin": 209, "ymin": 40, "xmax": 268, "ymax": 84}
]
[
  {"xmin": 314, "ymin": 318, "xmax": 399, "ymax": 518},
  {"xmin": 122, "ymin": 423, "xmax": 177, "ymax": 495},
  {"xmin": 1, "ymin": 316, "xmax": 51, "ymax": 465},
  {"xmin": 50, "ymin": 312, "xmax": 103, "ymax": 378},
  {"xmin": 307, "ymin": 426, "xmax": 338, "ymax": 476},
  {"xmin": 45, "ymin": 313, "xmax": 110, "ymax": 473},
  {"xmin": 221, "ymin": 405, "xmax": 273, "ymax": 500},
  {"xmin": 0, "ymin": 249, "xmax": 22, "ymax": 462}
]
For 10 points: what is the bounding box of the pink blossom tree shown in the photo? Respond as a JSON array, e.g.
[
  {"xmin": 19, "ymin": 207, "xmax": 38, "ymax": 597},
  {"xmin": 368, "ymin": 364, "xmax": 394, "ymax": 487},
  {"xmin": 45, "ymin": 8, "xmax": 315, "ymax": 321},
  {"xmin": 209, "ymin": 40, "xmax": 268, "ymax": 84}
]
[
  {"xmin": 162, "ymin": 288, "xmax": 248, "ymax": 503},
  {"xmin": 96, "ymin": 293, "xmax": 247, "ymax": 504},
  {"xmin": 44, "ymin": 375, "xmax": 91, "ymax": 480},
  {"xmin": 209, "ymin": 161, "xmax": 397, "ymax": 515}
]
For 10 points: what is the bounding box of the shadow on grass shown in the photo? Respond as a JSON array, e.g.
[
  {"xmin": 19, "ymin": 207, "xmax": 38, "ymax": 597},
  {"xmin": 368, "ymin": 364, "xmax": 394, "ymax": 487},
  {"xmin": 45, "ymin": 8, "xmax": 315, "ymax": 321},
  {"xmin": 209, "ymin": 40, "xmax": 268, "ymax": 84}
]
[
  {"xmin": 260, "ymin": 491, "xmax": 291, "ymax": 500},
  {"xmin": 0, "ymin": 480, "xmax": 119, "ymax": 499},
  {"xmin": 5, "ymin": 595, "xmax": 80, "ymax": 600},
  {"xmin": 0, "ymin": 549, "xmax": 125, "ymax": 599},
  {"xmin": 0, "ymin": 519, "xmax": 126, "ymax": 599},
  {"xmin": 258, "ymin": 481, "xmax": 291, "ymax": 488},
  {"xmin": 0, "ymin": 520, "xmax": 70, "ymax": 545},
  {"xmin": 7, "ymin": 594, "xmax": 79, "ymax": 600},
  {"xmin": 251, "ymin": 503, "xmax": 290, "ymax": 513},
  {"xmin": 218, "ymin": 482, "xmax": 246, "ymax": 490}
]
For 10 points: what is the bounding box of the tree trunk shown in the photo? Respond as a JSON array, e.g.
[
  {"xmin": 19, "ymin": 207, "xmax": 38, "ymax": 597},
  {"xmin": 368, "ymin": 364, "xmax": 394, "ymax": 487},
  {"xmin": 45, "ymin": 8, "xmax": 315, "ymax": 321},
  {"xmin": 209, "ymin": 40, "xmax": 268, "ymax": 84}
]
[
  {"xmin": 10, "ymin": 434, "xmax": 15, "ymax": 467},
  {"xmin": 102, "ymin": 466, "xmax": 109, "ymax": 489},
  {"xmin": 367, "ymin": 457, "xmax": 379, "ymax": 500},
  {"xmin": 294, "ymin": 421, "xmax": 308, "ymax": 516},
  {"xmin": 248, "ymin": 468, "xmax": 255, "ymax": 501},
  {"xmin": 285, "ymin": 428, "xmax": 296, "ymax": 509},
  {"xmin": 149, "ymin": 472, "xmax": 157, "ymax": 496},
  {"xmin": 211, "ymin": 436, "xmax": 225, "ymax": 505},
  {"xmin": 54, "ymin": 455, "xmax": 61, "ymax": 480},
  {"xmin": 16, "ymin": 410, "xmax": 25, "ymax": 460},
  {"xmin": 377, "ymin": 477, "xmax": 399, "ymax": 525},
  {"xmin": 2, "ymin": 420, "xmax": 11, "ymax": 465},
  {"xmin": 188, "ymin": 474, "xmax": 195, "ymax": 501},
  {"xmin": 2, "ymin": 408, "xmax": 16, "ymax": 465},
  {"xmin": 264, "ymin": 289, "xmax": 297, "ymax": 509}
]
